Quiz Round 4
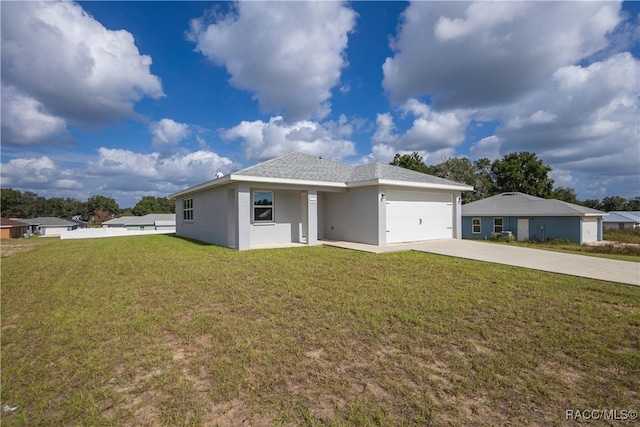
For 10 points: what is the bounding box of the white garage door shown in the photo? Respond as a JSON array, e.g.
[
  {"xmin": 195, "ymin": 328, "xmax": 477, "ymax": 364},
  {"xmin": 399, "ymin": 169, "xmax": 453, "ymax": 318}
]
[
  {"xmin": 581, "ymin": 217, "xmax": 598, "ymax": 243},
  {"xmin": 386, "ymin": 191, "xmax": 453, "ymax": 243}
]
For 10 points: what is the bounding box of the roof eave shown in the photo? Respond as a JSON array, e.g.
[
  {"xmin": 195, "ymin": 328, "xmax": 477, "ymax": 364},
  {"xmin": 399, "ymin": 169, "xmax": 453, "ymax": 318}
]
[
  {"xmin": 364, "ymin": 179, "xmax": 473, "ymax": 191},
  {"xmin": 168, "ymin": 175, "xmax": 233, "ymax": 198},
  {"xmin": 231, "ymin": 175, "xmax": 346, "ymax": 188},
  {"xmin": 462, "ymin": 212, "xmax": 605, "ymax": 217},
  {"xmin": 169, "ymin": 174, "xmax": 347, "ymax": 198}
]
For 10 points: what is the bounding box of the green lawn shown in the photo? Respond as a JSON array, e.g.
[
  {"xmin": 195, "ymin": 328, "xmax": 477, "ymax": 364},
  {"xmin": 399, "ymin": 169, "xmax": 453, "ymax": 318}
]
[
  {"xmin": 487, "ymin": 238, "xmax": 640, "ymax": 263},
  {"xmin": 2, "ymin": 236, "xmax": 639, "ymax": 426}
]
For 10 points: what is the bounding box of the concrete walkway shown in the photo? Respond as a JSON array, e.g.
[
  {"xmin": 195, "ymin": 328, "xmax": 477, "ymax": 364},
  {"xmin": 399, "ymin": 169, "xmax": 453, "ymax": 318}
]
[{"xmin": 322, "ymin": 239, "xmax": 640, "ymax": 286}]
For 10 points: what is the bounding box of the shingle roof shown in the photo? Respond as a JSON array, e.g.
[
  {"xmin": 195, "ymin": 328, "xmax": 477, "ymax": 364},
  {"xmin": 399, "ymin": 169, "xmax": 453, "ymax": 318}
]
[
  {"xmin": 234, "ymin": 152, "xmax": 470, "ymax": 187},
  {"xmin": 12, "ymin": 217, "xmax": 78, "ymax": 226},
  {"xmin": 462, "ymin": 192, "xmax": 605, "ymax": 217},
  {"xmin": 353, "ymin": 162, "xmax": 469, "ymax": 186},
  {"xmin": 170, "ymin": 151, "xmax": 473, "ymax": 198},
  {"xmin": 234, "ymin": 152, "xmax": 355, "ymax": 182},
  {"xmin": 103, "ymin": 214, "xmax": 175, "ymax": 226},
  {"xmin": 0, "ymin": 218, "xmax": 28, "ymax": 227},
  {"xmin": 603, "ymin": 211, "xmax": 640, "ymax": 223}
]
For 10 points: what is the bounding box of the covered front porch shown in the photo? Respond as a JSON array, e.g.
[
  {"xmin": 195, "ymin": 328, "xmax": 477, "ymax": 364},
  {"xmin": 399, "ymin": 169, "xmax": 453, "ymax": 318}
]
[{"xmin": 230, "ymin": 185, "xmax": 325, "ymax": 251}]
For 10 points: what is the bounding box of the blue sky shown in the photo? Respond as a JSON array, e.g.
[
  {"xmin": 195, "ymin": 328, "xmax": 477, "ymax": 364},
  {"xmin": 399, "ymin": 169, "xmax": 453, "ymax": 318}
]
[{"xmin": 2, "ymin": 1, "xmax": 639, "ymax": 208}]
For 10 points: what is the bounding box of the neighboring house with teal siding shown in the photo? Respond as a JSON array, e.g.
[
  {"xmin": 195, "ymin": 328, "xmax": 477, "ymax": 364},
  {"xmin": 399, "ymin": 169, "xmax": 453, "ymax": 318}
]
[{"xmin": 461, "ymin": 192, "xmax": 604, "ymax": 245}]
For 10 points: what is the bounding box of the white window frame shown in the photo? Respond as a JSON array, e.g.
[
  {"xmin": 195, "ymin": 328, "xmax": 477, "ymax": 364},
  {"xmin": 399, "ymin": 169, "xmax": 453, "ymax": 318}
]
[
  {"xmin": 183, "ymin": 198, "xmax": 193, "ymax": 221},
  {"xmin": 253, "ymin": 191, "xmax": 274, "ymax": 223},
  {"xmin": 493, "ymin": 217, "xmax": 503, "ymax": 234},
  {"xmin": 472, "ymin": 217, "xmax": 481, "ymax": 234}
]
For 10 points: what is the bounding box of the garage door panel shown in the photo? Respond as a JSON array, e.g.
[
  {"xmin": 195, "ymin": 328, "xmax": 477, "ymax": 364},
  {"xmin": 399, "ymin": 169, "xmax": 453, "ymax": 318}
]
[
  {"xmin": 581, "ymin": 217, "xmax": 598, "ymax": 243},
  {"xmin": 386, "ymin": 191, "xmax": 453, "ymax": 243}
]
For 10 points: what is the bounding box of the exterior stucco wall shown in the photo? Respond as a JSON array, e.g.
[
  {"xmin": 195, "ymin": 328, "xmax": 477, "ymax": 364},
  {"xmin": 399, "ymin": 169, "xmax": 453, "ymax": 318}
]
[
  {"xmin": 40, "ymin": 225, "xmax": 73, "ymax": 236},
  {"xmin": 126, "ymin": 225, "xmax": 155, "ymax": 231},
  {"xmin": 603, "ymin": 222, "xmax": 638, "ymax": 230},
  {"xmin": 175, "ymin": 186, "xmax": 229, "ymax": 246},
  {"xmin": 1, "ymin": 226, "xmax": 28, "ymax": 239},
  {"xmin": 453, "ymin": 192, "xmax": 463, "ymax": 239},
  {"xmin": 323, "ymin": 186, "xmax": 380, "ymax": 245},
  {"xmin": 250, "ymin": 189, "xmax": 302, "ymax": 245},
  {"xmin": 462, "ymin": 216, "xmax": 589, "ymax": 244}
]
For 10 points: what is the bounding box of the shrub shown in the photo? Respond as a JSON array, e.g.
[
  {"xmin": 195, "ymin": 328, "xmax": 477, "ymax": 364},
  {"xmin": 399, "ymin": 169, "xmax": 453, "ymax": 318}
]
[
  {"xmin": 604, "ymin": 228, "xmax": 640, "ymax": 244},
  {"xmin": 545, "ymin": 238, "xmax": 573, "ymax": 246},
  {"xmin": 490, "ymin": 234, "xmax": 514, "ymax": 242},
  {"xmin": 587, "ymin": 243, "xmax": 640, "ymax": 257}
]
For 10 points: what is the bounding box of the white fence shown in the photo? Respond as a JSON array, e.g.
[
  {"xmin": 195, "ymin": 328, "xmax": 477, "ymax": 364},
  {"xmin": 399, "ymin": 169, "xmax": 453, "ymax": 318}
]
[{"xmin": 60, "ymin": 228, "xmax": 176, "ymax": 240}]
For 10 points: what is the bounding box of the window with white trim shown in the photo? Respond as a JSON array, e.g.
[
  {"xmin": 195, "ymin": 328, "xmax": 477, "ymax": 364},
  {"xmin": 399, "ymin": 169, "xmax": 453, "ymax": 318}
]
[
  {"xmin": 183, "ymin": 198, "xmax": 193, "ymax": 221},
  {"xmin": 493, "ymin": 217, "xmax": 503, "ymax": 234},
  {"xmin": 253, "ymin": 191, "xmax": 274, "ymax": 222},
  {"xmin": 472, "ymin": 218, "xmax": 481, "ymax": 234}
]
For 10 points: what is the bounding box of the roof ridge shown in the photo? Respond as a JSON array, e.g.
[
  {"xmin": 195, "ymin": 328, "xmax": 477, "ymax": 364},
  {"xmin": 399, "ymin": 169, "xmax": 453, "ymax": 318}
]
[{"xmin": 233, "ymin": 151, "xmax": 301, "ymax": 175}]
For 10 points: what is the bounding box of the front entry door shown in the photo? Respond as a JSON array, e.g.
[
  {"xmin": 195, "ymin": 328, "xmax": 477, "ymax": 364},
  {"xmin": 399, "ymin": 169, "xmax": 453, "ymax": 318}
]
[{"xmin": 517, "ymin": 218, "xmax": 529, "ymax": 241}]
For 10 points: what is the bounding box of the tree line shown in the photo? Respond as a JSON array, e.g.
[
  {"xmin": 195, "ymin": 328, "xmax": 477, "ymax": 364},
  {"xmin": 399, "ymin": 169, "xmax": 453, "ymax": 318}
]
[
  {"xmin": 0, "ymin": 189, "xmax": 175, "ymax": 223},
  {"xmin": 391, "ymin": 151, "xmax": 640, "ymax": 210}
]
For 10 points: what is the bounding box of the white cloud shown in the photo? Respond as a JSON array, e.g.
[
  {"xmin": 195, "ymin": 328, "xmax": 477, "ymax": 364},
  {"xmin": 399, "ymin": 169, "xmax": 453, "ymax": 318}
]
[
  {"xmin": 496, "ymin": 53, "xmax": 639, "ymax": 177},
  {"xmin": 188, "ymin": 1, "xmax": 356, "ymax": 121},
  {"xmin": 1, "ymin": 1, "xmax": 163, "ymax": 145},
  {"xmin": 377, "ymin": 1, "xmax": 637, "ymax": 198},
  {"xmin": 364, "ymin": 99, "xmax": 468, "ymax": 167},
  {"xmin": 1, "ymin": 156, "xmax": 82, "ymax": 190},
  {"xmin": 368, "ymin": 99, "xmax": 468, "ymax": 155},
  {"xmin": 88, "ymin": 148, "xmax": 234, "ymax": 189},
  {"xmin": 149, "ymin": 118, "xmax": 191, "ymax": 147},
  {"xmin": 358, "ymin": 143, "xmax": 398, "ymax": 165},
  {"xmin": 222, "ymin": 116, "xmax": 356, "ymax": 162},
  {"xmin": 507, "ymin": 110, "xmax": 557, "ymax": 130},
  {"xmin": 1, "ymin": 148, "xmax": 237, "ymax": 208},
  {"xmin": 397, "ymin": 99, "xmax": 469, "ymax": 151},
  {"xmin": 383, "ymin": 1, "xmax": 622, "ymax": 107},
  {"xmin": 470, "ymin": 135, "xmax": 501, "ymax": 161},
  {"xmin": 549, "ymin": 169, "xmax": 578, "ymax": 190},
  {"xmin": 1, "ymin": 85, "xmax": 68, "ymax": 146},
  {"xmin": 372, "ymin": 113, "xmax": 397, "ymax": 144}
]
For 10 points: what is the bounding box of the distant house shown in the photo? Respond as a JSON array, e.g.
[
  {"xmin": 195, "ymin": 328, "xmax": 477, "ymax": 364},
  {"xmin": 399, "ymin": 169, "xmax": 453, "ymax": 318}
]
[
  {"xmin": 462, "ymin": 192, "xmax": 605, "ymax": 245},
  {"xmin": 0, "ymin": 218, "xmax": 29, "ymax": 239},
  {"xmin": 169, "ymin": 151, "xmax": 473, "ymax": 250},
  {"xmin": 602, "ymin": 211, "xmax": 640, "ymax": 230},
  {"xmin": 102, "ymin": 214, "xmax": 175, "ymax": 231},
  {"xmin": 12, "ymin": 217, "xmax": 86, "ymax": 237}
]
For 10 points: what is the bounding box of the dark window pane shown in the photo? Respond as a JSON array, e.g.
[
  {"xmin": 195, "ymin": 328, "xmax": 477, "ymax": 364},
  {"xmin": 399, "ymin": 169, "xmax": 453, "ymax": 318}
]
[{"xmin": 254, "ymin": 207, "xmax": 273, "ymax": 221}]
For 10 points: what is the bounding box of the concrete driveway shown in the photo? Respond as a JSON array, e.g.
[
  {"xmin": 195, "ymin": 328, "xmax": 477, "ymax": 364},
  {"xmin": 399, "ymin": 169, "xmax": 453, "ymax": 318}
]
[{"xmin": 323, "ymin": 239, "xmax": 640, "ymax": 286}]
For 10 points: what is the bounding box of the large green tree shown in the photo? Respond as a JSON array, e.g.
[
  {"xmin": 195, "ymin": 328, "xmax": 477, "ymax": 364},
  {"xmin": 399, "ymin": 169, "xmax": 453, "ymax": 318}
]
[
  {"xmin": 471, "ymin": 158, "xmax": 495, "ymax": 201},
  {"xmin": 551, "ymin": 187, "xmax": 579, "ymax": 204},
  {"xmin": 0, "ymin": 189, "xmax": 47, "ymax": 218},
  {"xmin": 1, "ymin": 188, "xmax": 24, "ymax": 217},
  {"xmin": 131, "ymin": 196, "xmax": 175, "ymax": 216},
  {"xmin": 390, "ymin": 152, "xmax": 433, "ymax": 174},
  {"xmin": 430, "ymin": 157, "xmax": 494, "ymax": 203},
  {"xmin": 490, "ymin": 152, "xmax": 554, "ymax": 197},
  {"xmin": 86, "ymin": 195, "xmax": 119, "ymax": 221},
  {"xmin": 601, "ymin": 196, "xmax": 628, "ymax": 212},
  {"xmin": 45, "ymin": 197, "xmax": 85, "ymax": 219},
  {"xmin": 626, "ymin": 196, "xmax": 640, "ymax": 211}
]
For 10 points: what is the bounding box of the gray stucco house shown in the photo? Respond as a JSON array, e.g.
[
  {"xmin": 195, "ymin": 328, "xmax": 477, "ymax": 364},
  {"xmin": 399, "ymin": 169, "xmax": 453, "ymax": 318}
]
[
  {"xmin": 602, "ymin": 211, "xmax": 640, "ymax": 230},
  {"xmin": 169, "ymin": 152, "xmax": 473, "ymax": 250},
  {"xmin": 462, "ymin": 192, "xmax": 605, "ymax": 244},
  {"xmin": 102, "ymin": 214, "xmax": 176, "ymax": 231},
  {"xmin": 12, "ymin": 217, "xmax": 87, "ymax": 236}
]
